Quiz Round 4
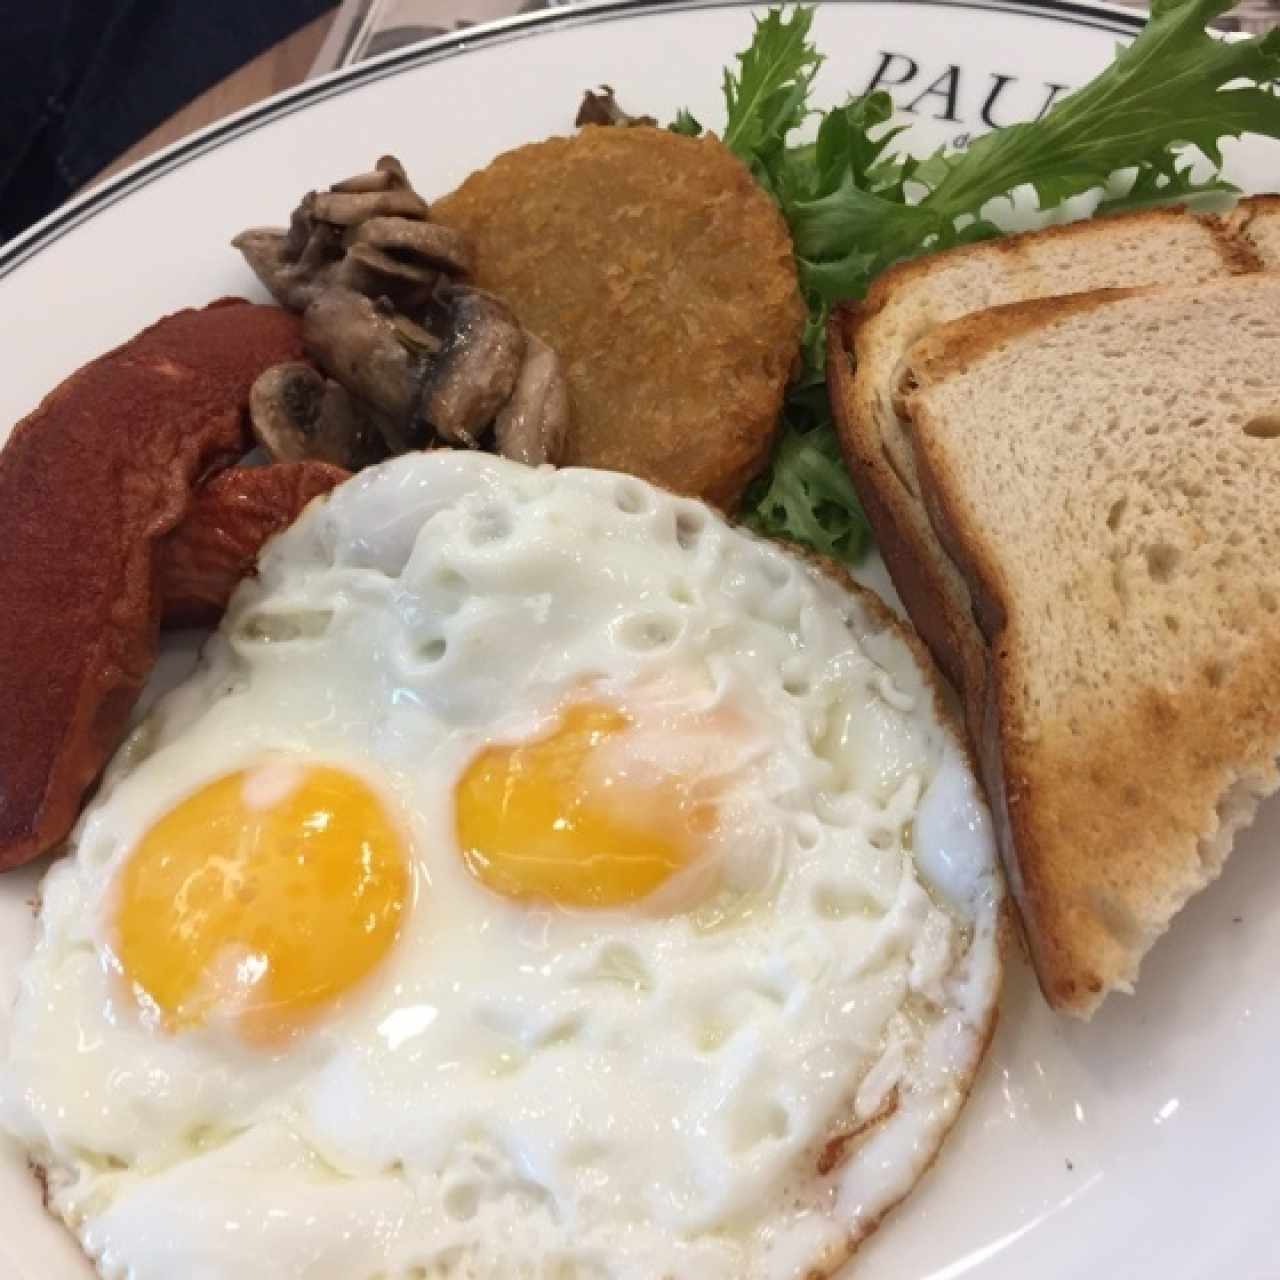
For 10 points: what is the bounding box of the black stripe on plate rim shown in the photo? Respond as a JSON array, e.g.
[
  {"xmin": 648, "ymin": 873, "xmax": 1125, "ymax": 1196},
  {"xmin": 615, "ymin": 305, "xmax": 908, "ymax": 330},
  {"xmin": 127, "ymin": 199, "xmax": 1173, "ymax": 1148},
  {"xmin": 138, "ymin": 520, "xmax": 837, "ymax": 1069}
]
[{"xmin": 0, "ymin": 0, "xmax": 1144, "ymax": 282}]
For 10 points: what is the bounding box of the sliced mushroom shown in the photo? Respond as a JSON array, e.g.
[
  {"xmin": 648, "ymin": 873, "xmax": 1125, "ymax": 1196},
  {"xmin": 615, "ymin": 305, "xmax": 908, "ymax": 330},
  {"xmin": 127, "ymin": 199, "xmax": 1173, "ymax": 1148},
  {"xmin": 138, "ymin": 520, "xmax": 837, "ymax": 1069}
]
[
  {"xmin": 348, "ymin": 217, "xmax": 474, "ymax": 278},
  {"xmin": 284, "ymin": 193, "xmax": 344, "ymax": 268},
  {"xmin": 330, "ymin": 156, "xmax": 409, "ymax": 194},
  {"xmin": 302, "ymin": 288, "xmax": 420, "ymax": 427},
  {"xmin": 389, "ymin": 312, "xmax": 443, "ymax": 354},
  {"xmin": 311, "ymin": 188, "xmax": 430, "ymax": 226},
  {"xmin": 234, "ymin": 157, "xmax": 571, "ymax": 473},
  {"xmin": 249, "ymin": 364, "xmax": 389, "ymax": 469},
  {"xmin": 235, "ymin": 203, "xmax": 347, "ymax": 310},
  {"xmin": 232, "ymin": 228, "xmax": 317, "ymax": 310},
  {"xmin": 336, "ymin": 243, "xmax": 439, "ymax": 310},
  {"xmin": 234, "ymin": 158, "xmax": 440, "ymax": 308},
  {"xmin": 493, "ymin": 334, "xmax": 571, "ymax": 466},
  {"xmin": 421, "ymin": 289, "xmax": 526, "ymax": 446}
]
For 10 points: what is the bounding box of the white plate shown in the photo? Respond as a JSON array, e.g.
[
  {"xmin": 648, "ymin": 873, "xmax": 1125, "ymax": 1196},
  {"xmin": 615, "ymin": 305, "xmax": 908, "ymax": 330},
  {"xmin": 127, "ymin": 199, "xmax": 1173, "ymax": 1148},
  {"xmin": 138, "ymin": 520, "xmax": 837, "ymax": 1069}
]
[{"xmin": 1, "ymin": 2, "xmax": 1277, "ymax": 1276}]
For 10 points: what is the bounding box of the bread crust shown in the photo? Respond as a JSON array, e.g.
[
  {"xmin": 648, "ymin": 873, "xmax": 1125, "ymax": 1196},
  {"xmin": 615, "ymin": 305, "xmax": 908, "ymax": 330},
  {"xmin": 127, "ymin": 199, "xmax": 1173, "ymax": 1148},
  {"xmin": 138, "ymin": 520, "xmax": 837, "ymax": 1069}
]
[{"xmin": 828, "ymin": 308, "xmax": 967, "ymax": 687}]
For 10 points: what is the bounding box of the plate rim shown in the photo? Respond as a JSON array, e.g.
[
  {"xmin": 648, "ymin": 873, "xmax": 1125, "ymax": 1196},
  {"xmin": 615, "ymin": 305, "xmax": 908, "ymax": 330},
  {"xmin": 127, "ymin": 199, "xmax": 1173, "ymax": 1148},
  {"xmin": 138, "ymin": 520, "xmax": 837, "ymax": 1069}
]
[{"xmin": 0, "ymin": 0, "xmax": 1145, "ymax": 283}]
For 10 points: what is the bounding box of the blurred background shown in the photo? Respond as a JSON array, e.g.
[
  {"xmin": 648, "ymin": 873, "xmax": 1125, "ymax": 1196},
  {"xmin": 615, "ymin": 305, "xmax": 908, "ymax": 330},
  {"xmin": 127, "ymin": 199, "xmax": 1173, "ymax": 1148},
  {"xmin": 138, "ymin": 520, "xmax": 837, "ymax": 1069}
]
[
  {"xmin": 0, "ymin": 3, "xmax": 334, "ymax": 243},
  {"xmin": 0, "ymin": 0, "xmax": 1273, "ymax": 245}
]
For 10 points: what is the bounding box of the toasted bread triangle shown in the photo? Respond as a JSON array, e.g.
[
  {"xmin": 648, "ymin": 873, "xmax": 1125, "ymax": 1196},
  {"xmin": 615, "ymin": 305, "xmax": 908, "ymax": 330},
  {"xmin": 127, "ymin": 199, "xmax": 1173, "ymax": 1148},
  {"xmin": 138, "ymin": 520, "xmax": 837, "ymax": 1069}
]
[
  {"xmin": 828, "ymin": 198, "xmax": 1280, "ymax": 1014},
  {"xmin": 903, "ymin": 273, "xmax": 1280, "ymax": 1014}
]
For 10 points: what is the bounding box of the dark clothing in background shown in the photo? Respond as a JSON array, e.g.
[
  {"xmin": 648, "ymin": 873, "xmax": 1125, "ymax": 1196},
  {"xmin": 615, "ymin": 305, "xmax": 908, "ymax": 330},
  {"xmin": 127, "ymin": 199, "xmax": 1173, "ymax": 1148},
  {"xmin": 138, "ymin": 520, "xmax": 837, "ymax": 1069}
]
[{"xmin": 0, "ymin": 2, "xmax": 334, "ymax": 244}]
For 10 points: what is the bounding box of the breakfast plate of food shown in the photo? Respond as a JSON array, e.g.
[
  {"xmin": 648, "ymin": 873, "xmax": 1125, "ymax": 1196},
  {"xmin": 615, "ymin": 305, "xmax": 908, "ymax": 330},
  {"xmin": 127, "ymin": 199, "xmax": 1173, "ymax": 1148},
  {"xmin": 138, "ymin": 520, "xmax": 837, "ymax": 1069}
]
[{"xmin": 1, "ymin": 0, "xmax": 1278, "ymax": 1276}]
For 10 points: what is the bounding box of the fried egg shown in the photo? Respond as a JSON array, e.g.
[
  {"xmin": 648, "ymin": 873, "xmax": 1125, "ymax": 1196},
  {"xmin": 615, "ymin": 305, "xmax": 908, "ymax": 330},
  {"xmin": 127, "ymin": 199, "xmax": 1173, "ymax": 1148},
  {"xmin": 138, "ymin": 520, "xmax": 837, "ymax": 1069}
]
[{"xmin": 0, "ymin": 453, "xmax": 1002, "ymax": 1280}]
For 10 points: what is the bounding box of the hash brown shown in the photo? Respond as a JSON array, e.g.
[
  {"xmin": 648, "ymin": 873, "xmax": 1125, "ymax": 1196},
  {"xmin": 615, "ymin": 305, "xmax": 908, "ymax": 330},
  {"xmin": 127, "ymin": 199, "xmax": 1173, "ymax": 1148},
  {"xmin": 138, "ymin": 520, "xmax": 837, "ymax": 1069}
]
[{"xmin": 433, "ymin": 126, "xmax": 804, "ymax": 509}]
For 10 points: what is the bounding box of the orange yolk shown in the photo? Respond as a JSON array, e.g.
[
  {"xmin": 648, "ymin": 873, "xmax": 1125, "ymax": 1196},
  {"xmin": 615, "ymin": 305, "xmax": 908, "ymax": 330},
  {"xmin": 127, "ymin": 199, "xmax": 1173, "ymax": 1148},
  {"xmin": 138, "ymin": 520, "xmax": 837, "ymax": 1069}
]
[
  {"xmin": 113, "ymin": 763, "xmax": 409, "ymax": 1041},
  {"xmin": 455, "ymin": 703, "xmax": 716, "ymax": 908}
]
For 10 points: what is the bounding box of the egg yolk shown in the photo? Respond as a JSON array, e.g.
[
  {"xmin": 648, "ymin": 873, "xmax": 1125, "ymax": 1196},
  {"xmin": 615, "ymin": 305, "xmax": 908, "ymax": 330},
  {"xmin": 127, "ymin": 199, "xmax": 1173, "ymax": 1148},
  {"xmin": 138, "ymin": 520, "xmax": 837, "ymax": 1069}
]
[
  {"xmin": 113, "ymin": 763, "xmax": 408, "ymax": 1041},
  {"xmin": 455, "ymin": 703, "xmax": 715, "ymax": 907}
]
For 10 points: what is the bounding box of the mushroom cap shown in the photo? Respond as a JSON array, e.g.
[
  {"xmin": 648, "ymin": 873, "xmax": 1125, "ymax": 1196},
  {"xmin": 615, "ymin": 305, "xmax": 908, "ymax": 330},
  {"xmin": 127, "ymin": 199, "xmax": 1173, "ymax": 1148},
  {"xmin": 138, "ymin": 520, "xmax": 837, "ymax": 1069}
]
[
  {"xmin": 421, "ymin": 288, "xmax": 526, "ymax": 446},
  {"xmin": 302, "ymin": 288, "xmax": 420, "ymax": 427},
  {"xmin": 249, "ymin": 363, "xmax": 389, "ymax": 469}
]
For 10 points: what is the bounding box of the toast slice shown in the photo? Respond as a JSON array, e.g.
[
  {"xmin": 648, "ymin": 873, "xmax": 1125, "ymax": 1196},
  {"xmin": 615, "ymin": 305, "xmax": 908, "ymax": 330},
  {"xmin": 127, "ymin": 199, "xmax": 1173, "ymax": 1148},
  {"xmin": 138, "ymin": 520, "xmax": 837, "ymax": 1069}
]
[
  {"xmin": 902, "ymin": 273, "xmax": 1280, "ymax": 1015},
  {"xmin": 828, "ymin": 199, "xmax": 1280, "ymax": 745}
]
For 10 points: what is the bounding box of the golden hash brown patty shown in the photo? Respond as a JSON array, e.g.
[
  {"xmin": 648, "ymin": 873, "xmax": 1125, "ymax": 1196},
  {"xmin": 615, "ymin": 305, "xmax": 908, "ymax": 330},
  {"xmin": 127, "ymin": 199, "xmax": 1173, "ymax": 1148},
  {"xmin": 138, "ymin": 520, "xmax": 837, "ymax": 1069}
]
[{"xmin": 433, "ymin": 126, "xmax": 805, "ymax": 509}]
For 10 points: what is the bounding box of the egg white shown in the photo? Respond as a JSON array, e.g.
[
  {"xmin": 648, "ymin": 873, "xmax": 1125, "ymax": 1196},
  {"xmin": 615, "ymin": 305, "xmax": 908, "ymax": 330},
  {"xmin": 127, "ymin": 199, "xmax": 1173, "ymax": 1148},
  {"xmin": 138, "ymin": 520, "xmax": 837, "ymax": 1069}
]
[{"xmin": 1, "ymin": 453, "xmax": 1002, "ymax": 1280}]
